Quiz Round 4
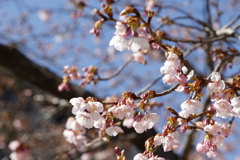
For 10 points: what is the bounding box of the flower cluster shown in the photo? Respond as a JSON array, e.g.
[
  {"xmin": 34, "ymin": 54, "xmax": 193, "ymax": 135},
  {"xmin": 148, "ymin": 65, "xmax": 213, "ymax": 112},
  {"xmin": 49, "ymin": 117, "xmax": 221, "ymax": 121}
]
[
  {"xmin": 109, "ymin": 21, "xmax": 149, "ymax": 54},
  {"xmin": 58, "ymin": 65, "xmax": 99, "ymax": 91},
  {"xmin": 8, "ymin": 140, "xmax": 32, "ymax": 160},
  {"xmin": 153, "ymin": 125, "xmax": 181, "ymax": 152},
  {"xmin": 196, "ymin": 122, "xmax": 230, "ymax": 158},
  {"xmin": 67, "ymin": 97, "xmax": 124, "ymax": 138},
  {"xmin": 64, "ymin": 91, "xmax": 162, "ymax": 151},
  {"xmin": 160, "ymin": 52, "xmax": 193, "ymax": 87},
  {"xmin": 178, "ymin": 99, "xmax": 202, "ymax": 119},
  {"xmin": 63, "ymin": 117, "xmax": 86, "ymax": 150},
  {"xmin": 133, "ymin": 153, "xmax": 165, "ymax": 160},
  {"xmin": 208, "ymin": 72, "xmax": 240, "ymax": 118}
]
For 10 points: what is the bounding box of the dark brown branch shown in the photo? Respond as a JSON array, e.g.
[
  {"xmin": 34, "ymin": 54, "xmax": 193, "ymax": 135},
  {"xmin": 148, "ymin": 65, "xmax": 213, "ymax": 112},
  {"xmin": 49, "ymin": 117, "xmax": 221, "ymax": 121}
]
[{"xmin": 0, "ymin": 44, "xmax": 95, "ymax": 100}]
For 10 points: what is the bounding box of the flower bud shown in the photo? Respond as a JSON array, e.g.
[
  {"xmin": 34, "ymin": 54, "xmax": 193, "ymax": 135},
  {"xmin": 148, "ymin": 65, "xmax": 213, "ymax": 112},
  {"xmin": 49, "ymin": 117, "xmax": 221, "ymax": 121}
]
[
  {"xmin": 145, "ymin": 137, "xmax": 154, "ymax": 151},
  {"xmin": 125, "ymin": 16, "xmax": 140, "ymax": 31},
  {"xmin": 120, "ymin": 7, "xmax": 139, "ymax": 16},
  {"xmin": 141, "ymin": 90, "xmax": 156, "ymax": 100}
]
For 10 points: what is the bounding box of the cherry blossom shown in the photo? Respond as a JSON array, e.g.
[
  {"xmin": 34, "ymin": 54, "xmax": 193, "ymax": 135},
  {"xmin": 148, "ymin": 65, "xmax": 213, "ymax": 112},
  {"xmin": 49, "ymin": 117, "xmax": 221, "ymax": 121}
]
[
  {"xmin": 213, "ymin": 99, "xmax": 232, "ymax": 118},
  {"xmin": 113, "ymin": 105, "xmax": 135, "ymax": 120},
  {"xmin": 63, "ymin": 129, "xmax": 86, "ymax": 146},
  {"xmin": 70, "ymin": 97, "xmax": 89, "ymax": 115},
  {"xmin": 128, "ymin": 37, "xmax": 149, "ymax": 52},
  {"xmin": 149, "ymin": 157, "xmax": 166, "ymax": 160},
  {"xmin": 196, "ymin": 136, "xmax": 221, "ymax": 158},
  {"xmin": 133, "ymin": 52, "xmax": 146, "ymax": 64},
  {"xmin": 75, "ymin": 112, "xmax": 95, "ymax": 129},
  {"xmin": 133, "ymin": 113, "xmax": 160, "ymax": 134},
  {"xmin": 207, "ymin": 72, "xmax": 225, "ymax": 96},
  {"xmin": 38, "ymin": 9, "xmax": 51, "ymax": 22},
  {"xmin": 63, "ymin": 117, "xmax": 87, "ymax": 147},
  {"xmin": 114, "ymin": 21, "xmax": 127, "ymax": 36},
  {"xmin": 160, "ymin": 52, "xmax": 185, "ymax": 85},
  {"xmin": 65, "ymin": 117, "xmax": 86, "ymax": 133},
  {"xmin": 8, "ymin": 140, "xmax": 32, "ymax": 160},
  {"xmin": 109, "ymin": 35, "xmax": 129, "ymax": 51},
  {"xmin": 94, "ymin": 116, "xmax": 106, "ymax": 130},
  {"xmin": 231, "ymin": 97, "xmax": 240, "ymax": 116},
  {"xmin": 123, "ymin": 118, "xmax": 134, "ymax": 128},
  {"xmin": 9, "ymin": 151, "xmax": 32, "ymax": 160},
  {"xmin": 154, "ymin": 131, "xmax": 181, "ymax": 152},
  {"xmin": 179, "ymin": 99, "xmax": 201, "ymax": 118},
  {"xmin": 133, "ymin": 153, "xmax": 148, "ymax": 160},
  {"xmin": 105, "ymin": 126, "xmax": 124, "ymax": 136},
  {"xmin": 58, "ymin": 82, "xmax": 70, "ymax": 92},
  {"xmin": 9, "ymin": 140, "xmax": 21, "ymax": 151}
]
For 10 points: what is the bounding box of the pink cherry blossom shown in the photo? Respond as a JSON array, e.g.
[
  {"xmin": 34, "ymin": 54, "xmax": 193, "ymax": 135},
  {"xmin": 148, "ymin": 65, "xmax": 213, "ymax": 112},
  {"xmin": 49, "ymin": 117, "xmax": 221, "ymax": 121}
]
[
  {"xmin": 206, "ymin": 150, "xmax": 219, "ymax": 158},
  {"xmin": 160, "ymin": 52, "xmax": 190, "ymax": 86},
  {"xmin": 213, "ymin": 99, "xmax": 232, "ymax": 118},
  {"xmin": 9, "ymin": 140, "xmax": 21, "ymax": 151},
  {"xmin": 94, "ymin": 116, "xmax": 106, "ymax": 130},
  {"xmin": 179, "ymin": 99, "xmax": 201, "ymax": 118},
  {"xmin": 181, "ymin": 99, "xmax": 202, "ymax": 111},
  {"xmin": 75, "ymin": 112, "xmax": 95, "ymax": 129},
  {"xmin": 63, "ymin": 129, "xmax": 86, "ymax": 146},
  {"xmin": 69, "ymin": 72, "xmax": 82, "ymax": 80},
  {"xmin": 196, "ymin": 142, "xmax": 208, "ymax": 153},
  {"xmin": 133, "ymin": 52, "xmax": 146, "ymax": 64},
  {"xmin": 123, "ymin": 118, "xmax": 134, "ymax": 128},
  {"xmin": 65, "ymin": 117, "xmax": 86, "ymax": 133},
  {"xmin": 38, "ymin": 9, "xmax": 51, "ymax": 22},
  {"xmin": 114, "ymin": 105, "xmax": 135, "ymax": 120},
  {"xmin": 133, "ymin": 153, "xmax": 148, "ymax": 160},
  {"xmin": 231, "ymin": 97, "xmax": 240, "ymax": 107},
  {"xmin": 114, "ymin": 21, "xmax": 127, "ymax": 36},
  {"xmin": 149, "ymin": 157, "xmax": 165, "ymax": 160},
  {"xmin": 128, "ymin": 37, "xmax": 149, "ymax": 52},
  {"xmin": 207, "ymin": 72, "xmax": 225, "ymax": 95},
  {"xmin": 109, "ymin": 35, "xmax": 129, "ymax": 51},
  {"xmin": 231, "ymin": 97, "xmax": 240, "ymax": 116},
  {"xmin": 88, "ymin": 101, "xmax": 103, "ymax": 112},
  {"xmin": 105, "ymin": 126, "xmax": 124, "ymax": 136},
  {"xmin": 70, "ymin": 97, "xmax": 88, "ymax": 115},
  {"xmin": 8, "ymin": 140, "xmax": 32, "ymax": 160},
  {"xmin": 58, "ymin": 82, "xmax": 70, "ymax": 92},
  {"xmin": 9, "ymin": 151, "xmax": 32, "ymax": 160},
  {"xmin": 153, "ymin": 131, "xmax": 181, "ymax": 152},
  {"xmin": 133, "ymin": 113, "xmax": 160, "ymax": 133},
  {"xmin": 204, "ymin": 124, "xmax": 222, "ymax": 136},
  {"xmin": 145, "ymin": 0, "xmax": 157, "ymax": 11}
]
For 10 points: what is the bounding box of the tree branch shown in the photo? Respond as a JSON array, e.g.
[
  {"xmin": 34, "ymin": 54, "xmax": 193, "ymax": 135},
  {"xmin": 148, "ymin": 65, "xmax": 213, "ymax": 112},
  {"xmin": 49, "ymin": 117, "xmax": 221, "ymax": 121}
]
[{"xmin": 0, "ymin": 44, "xmax": 95, "ymax": 100}]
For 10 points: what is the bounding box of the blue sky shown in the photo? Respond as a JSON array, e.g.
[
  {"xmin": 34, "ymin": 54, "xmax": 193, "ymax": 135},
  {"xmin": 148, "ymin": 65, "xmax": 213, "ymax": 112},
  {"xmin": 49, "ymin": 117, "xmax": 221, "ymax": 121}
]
[{"xmin": 1, "ymin": 0, "xmax": 240, "ymax": 159}]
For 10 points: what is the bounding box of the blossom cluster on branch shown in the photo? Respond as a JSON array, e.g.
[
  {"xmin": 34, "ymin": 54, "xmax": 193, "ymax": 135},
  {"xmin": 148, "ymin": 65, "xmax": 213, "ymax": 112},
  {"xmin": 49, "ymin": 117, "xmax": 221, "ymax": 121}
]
[{"xmin": 59, "ymin": 2, "xmax": 240, "ymax": 160}]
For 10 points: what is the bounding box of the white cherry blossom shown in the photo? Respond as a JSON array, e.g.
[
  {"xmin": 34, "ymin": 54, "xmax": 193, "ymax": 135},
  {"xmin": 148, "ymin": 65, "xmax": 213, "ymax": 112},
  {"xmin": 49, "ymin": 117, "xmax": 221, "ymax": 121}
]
[
  {"xmin": 213, "ymin": 99, "xmax": 232, "ymax": 118},
  {"xmin": 114, "ymin": 21, "xmax": 127, "ymax": 36},
  {"xmin": 75, "ymin": 112, "xmax": 95, "ymax": 129},
  {"xmin": 133, "ymin": 113, "xmax": 160, "ymax": 133},
  {"xmin": 133, "ymin": 153, "xmax": 148, "ymax": 160},
  {"xmin": 128, "ymin": 37, "xmax": 149, "ymax": 52},
  {"xmin": 105, "ymin": 126, "xmax": 123, "ymax": 136},
  {"xmin": 154, "ymin": 131, "xmax": 181, "ymax": 152},
  {"xmin": 109, "ymin": 35, "xmax": 129, "ymax": 51},
  {"xmin": 70, "ymin": 97, "xmax": 89, "ymax": 115},
  {"xmin": 114, "ymin": 105, "xmax": 135, "ymax": 120}
]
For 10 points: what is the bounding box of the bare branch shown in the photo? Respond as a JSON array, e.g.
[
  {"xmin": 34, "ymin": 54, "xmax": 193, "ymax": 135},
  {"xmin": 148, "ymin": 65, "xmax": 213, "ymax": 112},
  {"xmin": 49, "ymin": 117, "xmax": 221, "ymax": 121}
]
[{"xmin": 97, "ymin": 57, "xmax": 133, "ymax": 80}]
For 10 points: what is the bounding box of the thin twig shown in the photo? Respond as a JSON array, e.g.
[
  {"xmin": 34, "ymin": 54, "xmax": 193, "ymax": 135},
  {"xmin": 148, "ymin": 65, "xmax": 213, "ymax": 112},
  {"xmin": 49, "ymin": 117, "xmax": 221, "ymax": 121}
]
[
  {"xmin": 163, "ymin": 34, "xmax": 232, "ymax": 44},
  {"xmin": 97, "ymin": 57, "xmax": 133, "ymax": 80},
  {"xmin": 222, "ymin": 14, "xmax": 240, "ymax": 29}
]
